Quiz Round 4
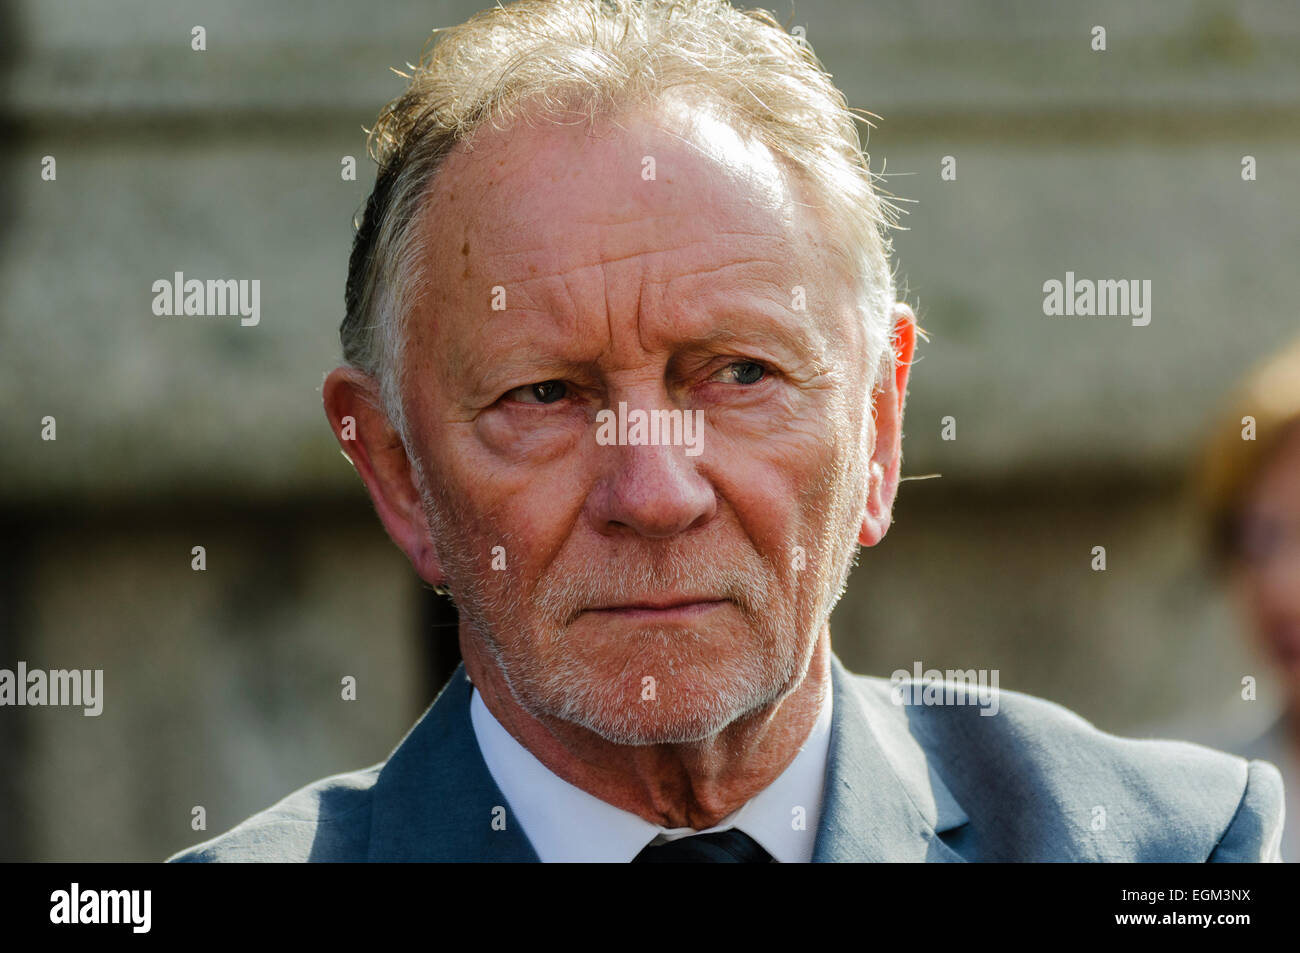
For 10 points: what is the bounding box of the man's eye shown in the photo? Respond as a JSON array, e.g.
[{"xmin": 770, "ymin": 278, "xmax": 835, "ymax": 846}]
[
  {"xmin": 505, "ymin": 380, "xmax": 569, "ymax": 404},
  {"xmin": 711, "ymin": 361, "xmax": 767, "ymax": 385}
]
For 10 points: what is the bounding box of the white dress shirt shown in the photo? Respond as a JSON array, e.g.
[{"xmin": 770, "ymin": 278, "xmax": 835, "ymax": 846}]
[{"xmin": 469, "ymin": 682, "xmax": 833, "ymax": 862}]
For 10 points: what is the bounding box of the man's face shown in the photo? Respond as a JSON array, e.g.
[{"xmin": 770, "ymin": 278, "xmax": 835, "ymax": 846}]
[{"xmin": 400, "ymin": 99, "xmax": 881, "ymax": 745}]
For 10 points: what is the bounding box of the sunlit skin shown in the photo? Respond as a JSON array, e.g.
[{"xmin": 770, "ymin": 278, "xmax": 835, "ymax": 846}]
[
  {"xmin": 324, "ymin": 96, "xmax": 916, "ymax": 830},
  {"xmin": 1230, "ymin": 422, "xmax": 1300, "ymax": 752}
]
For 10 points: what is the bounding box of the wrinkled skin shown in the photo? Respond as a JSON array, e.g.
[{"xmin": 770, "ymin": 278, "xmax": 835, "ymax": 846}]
[{"xmin": 324, "ymin": 98, "xmax": 916, "ymax": 828}]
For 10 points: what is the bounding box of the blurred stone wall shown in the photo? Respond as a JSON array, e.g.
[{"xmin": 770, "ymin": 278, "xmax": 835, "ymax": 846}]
[{"xmin": 1, "ymin": 0, "xmax": 1297, "ymax": 860}]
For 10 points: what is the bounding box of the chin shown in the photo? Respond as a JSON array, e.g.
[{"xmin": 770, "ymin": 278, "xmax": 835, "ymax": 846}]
[
  {"xmin": 578, "ymin": 703, "xmax": 745, "ymax": 747},
  {"xmin": 502, "ymin": 624, "xmax": 800, "ymax": 746}
]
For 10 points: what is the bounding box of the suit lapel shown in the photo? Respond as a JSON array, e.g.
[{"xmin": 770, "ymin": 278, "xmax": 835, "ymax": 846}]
[
  {"xmin": 367, "ymin": 664, "xmax": 540, "ymax": 861},
  {"xmin": 813, "ymin": 654, "xmax": 970, "ymax": 862}
]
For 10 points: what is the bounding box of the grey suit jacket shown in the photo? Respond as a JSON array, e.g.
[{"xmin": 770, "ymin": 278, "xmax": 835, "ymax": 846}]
[{"xmin": 168, "ymin": 653, "xmax": 1284, "ymax": 861}]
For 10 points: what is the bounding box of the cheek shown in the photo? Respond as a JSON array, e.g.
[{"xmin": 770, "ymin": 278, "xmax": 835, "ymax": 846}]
[
  {"xmin": 707, "ymin": 414, "xmax": 852, "ymax": 577},
  {"xmin": 429, "ymin": 422, "xmax": 592, "ymax": 580}
]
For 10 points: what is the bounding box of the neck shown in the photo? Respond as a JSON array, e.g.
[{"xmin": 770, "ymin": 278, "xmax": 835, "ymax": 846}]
[{"xmin": 461, "ymin": 629, "xmax": 832, "ymax": 830}]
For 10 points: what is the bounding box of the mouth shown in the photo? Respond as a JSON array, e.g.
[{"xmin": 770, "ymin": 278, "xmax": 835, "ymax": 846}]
[{"xmin": 581, "ymin": 598, "xmax": 731, "ymax": 621}]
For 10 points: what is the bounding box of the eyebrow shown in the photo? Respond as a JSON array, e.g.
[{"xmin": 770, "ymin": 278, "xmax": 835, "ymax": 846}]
[
  {"xmin": 682, "ymin": 315, "xmax": 825, "ymax": 360},
  {"xmin": 455, "ymin": 296, "xmax": 833, "ymax": 396}
]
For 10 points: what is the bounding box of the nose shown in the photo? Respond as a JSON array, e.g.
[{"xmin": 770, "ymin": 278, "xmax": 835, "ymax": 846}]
[{"xmin": 586, "ymin": 406, "xmax": 717, "ymax": 539}]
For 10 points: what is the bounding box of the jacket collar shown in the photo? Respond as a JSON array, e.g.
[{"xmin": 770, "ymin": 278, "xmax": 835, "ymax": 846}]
[
  {"xmin": 367, "ymin": 667, "xmax": 539, "ymax": 861},
  {"xmin": 367, "ymin": 654, "xmax": 970, "ymax": 861},
  {"xmin": 812, "ymin": 653, "xmax": 969, "ymax": 861}
]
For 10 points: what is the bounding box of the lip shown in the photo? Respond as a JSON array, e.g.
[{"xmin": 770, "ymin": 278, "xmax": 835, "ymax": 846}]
[{"xmin": 582, "ymin": 598, "xmax": 730, "ymax": 620}]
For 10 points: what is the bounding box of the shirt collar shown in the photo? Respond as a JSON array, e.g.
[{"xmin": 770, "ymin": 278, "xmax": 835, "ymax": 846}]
[{"xmin": 469, "ymin": 682, "xmax": 833, "ymax": 862}]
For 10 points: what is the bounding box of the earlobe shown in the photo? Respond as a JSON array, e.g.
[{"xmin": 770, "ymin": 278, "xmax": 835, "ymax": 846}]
[{"xmin": 858, "ymin": 462, "xmax": 889, "ymax": 546}]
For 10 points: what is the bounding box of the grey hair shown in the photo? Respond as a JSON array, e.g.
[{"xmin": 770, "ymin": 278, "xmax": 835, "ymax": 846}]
[{"xmin": 341, "ymin": 0, "xmax": 901, "ymax": 445}]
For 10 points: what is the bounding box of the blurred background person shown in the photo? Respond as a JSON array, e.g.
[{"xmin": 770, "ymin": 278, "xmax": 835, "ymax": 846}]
[{"xmin": 1195, "ymin": 338, "xmax": 1300, "ymax": 862}]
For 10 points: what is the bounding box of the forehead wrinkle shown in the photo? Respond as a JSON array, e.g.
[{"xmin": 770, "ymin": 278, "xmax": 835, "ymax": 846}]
[
  {"xmin": 456, "ymin": 308, "xmax": 591, "ymax": 385},
  {"xmin": 451, "ymin": 248, "xmax": 832, "ymax": 383},
  {"xmin": 448, "ymin": 133, "xmax": 802, "ymax": 281},
  {"xmin": 480, "ymin": 231, "xmax": 764, "ymax": 287}
]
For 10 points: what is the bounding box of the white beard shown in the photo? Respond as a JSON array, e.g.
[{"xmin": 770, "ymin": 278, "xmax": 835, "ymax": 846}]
[{"xmin": 410, "ymin": 429, "xmax": 868, "ymax": 746}]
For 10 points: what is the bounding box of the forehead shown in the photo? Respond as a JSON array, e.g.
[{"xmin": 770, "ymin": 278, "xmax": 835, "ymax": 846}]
[{"xmin": 418, "ymin": 97, "xmax": 836, "ymax": 296}]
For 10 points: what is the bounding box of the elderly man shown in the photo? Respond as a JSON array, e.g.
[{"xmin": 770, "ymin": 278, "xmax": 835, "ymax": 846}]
[{"xmin": 170, "ymin": 0, "xmax": 1282, "ymax": 862}]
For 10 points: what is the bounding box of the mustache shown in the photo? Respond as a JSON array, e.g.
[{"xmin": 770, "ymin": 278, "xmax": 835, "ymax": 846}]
[
  {"xmin": 530, "ymin": 544, "xmax": 775, "ymax": 626},
  {"xmin": 417, "ymin": 482, "xmax": 781, "ymax": 626}
]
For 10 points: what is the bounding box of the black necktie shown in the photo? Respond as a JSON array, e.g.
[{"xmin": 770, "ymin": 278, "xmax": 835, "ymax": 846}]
[{"xmin": 633, "ymin": 828, "xmax": 772, "ymax": 863}]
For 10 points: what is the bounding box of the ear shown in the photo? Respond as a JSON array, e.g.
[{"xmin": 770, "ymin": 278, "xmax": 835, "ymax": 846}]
[
  {"xmin": 858, "ymin": 303, "xmax": 917, "ymax": 547},
  {"xmin": 322, "ymin": 366, "xmax": 447, "ymax": 587}
]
